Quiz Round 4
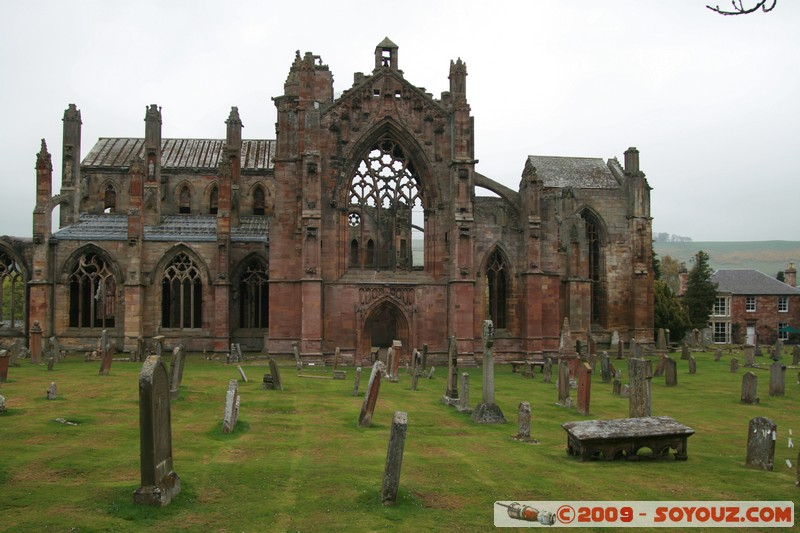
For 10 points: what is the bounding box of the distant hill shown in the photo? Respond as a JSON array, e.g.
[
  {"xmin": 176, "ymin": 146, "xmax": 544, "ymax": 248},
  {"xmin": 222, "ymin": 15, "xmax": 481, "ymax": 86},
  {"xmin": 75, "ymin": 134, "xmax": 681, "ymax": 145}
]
[{"xmin": 654, "ymin": 241, "xmax": 800, "ymax": 278}]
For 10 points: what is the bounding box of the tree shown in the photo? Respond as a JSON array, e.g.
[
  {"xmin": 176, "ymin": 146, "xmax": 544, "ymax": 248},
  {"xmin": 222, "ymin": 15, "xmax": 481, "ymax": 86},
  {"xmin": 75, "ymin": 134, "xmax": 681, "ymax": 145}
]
[
  {"xmin": 660, "ymin": 255, "xmax": 682, "ymax": 296},
  {"xmin": 683, "ymin": 250, "xmax": 718, "ymax": 329},
  {"xmin": 776, "ymin": 271, "xmax": 785, "ymax": 282},
  {"xmin": 654, "ymin": 279, "xmax": 691, "ymax": 342},
  {"xmin": 707, "ymin": 0, "xmax": 776, "ymax": 15}
]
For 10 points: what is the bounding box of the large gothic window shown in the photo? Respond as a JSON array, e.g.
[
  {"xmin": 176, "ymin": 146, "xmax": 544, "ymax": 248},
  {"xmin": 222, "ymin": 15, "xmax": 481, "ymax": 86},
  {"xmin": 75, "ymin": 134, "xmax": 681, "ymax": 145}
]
[
  {"xmin": 348, "ymin": 138, "xmax": 423, "ymax": 270},
  {"xmin": 239, "ymin": 258, "xmax": 268, "ymax": 329},
  {"xmin": 486, "ymin": 249, "xmax": 508, "ymax": 329},
  {"xmin": 0, "ymin": 251, "xmax": 24, "ymax": 329},
  {"xmin": 583, "ymin": 209, "xmax": 607, "ymax": 327},
  {"xmin": 162, "ymin": 252, "xmax": 202, "ymax": 328},
  {"xmin": 69, "ymin": 252, "xmax": 116, "ymax": 328}
]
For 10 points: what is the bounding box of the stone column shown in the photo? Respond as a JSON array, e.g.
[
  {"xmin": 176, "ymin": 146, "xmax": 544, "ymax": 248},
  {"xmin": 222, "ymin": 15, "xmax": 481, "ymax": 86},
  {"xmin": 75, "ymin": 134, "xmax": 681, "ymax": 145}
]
[
  {"xmin": 381, "ymin": 411, "xmax": 408, "ymax": 506},
  {"xmin": 472, "ymin": 320, "xmax": 506, "ymax": 423},
  {"xmin": 444, "ymin": 336, "xmax": 458, "ymax": 403}
]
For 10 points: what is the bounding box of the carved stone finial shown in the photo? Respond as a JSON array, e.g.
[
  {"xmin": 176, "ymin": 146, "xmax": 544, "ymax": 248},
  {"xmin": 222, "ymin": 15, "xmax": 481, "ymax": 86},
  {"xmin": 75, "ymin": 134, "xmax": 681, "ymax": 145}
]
[{"xmin": 37, "ymin": 139, "xmax": 52, "ymax": 171}]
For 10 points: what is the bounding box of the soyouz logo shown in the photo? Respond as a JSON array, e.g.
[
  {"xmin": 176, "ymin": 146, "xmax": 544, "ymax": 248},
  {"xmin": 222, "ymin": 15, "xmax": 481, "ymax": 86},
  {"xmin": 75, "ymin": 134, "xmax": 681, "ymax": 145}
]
[{"xmin": 494, "ymin": 501, "xmax": 795, "ymax": 528}]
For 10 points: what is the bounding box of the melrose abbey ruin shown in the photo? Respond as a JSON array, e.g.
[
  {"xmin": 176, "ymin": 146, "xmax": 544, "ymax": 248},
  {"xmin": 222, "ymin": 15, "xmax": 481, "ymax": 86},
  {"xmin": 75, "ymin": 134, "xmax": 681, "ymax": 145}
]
[{"xmin": 0, "ymin": 39, "xmax": 654, "ymax": 362}]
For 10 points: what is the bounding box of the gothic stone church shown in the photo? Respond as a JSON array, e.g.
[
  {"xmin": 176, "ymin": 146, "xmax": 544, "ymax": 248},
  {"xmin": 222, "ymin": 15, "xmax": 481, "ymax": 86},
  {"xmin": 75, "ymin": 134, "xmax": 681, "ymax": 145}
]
[{"xmin": 2, "ymin": 39, "xmax": 654, "ymax": 361}]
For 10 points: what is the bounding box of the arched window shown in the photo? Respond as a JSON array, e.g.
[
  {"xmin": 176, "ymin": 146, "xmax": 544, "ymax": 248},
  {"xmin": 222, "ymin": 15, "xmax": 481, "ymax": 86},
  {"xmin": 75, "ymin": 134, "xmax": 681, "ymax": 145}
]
[
  {"xmin": 350, "ymin": 239, "xmax": 359, "ymax": 268},
  {"xmin": 239, "ymin": 258, "xmax": 268, "ymax": 329},
  {"xmin": 179, "ymin": 185, "xmax": 191, "ymax": 214},
  {"xmin": 0, "ymin": 250, "xmax": 25, "ymax": 329},
  {"xmin": 486, "ymin": 248, "xmax": 508, "ymax": 329},
  {"xmin": 69, "ymin": 251, "xmax": 116, "ymax": 328},
  {"xmin": 209, "ymin": 185, "xmax": 219, "ymax": 215},
  {"xmin": 366, "ymin": 239, "xmax": 375, "ymax": 268},
  {"xmin": 104, "ymin": 184, "xmax": 116, "ymax": 213},
  {"xmin": 348, "ymin": 138, "xmax": 423, "ymax": 270},
  {"xmin": 162, "ymin": 252, "xmax": 202, "ymax": 328},
  {"xmin": 253, "ymin": 185, "xmax": 265, "ymax": 215},
  {"xmin": 583, "ymin": 209, "xmax": 607, "ymax": 327}
]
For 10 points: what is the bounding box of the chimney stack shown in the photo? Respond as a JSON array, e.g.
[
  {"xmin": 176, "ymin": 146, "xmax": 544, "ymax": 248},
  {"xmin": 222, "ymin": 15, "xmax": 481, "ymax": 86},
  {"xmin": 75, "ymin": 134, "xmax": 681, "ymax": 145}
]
[{"xmin": 785, "ymin": 262, "xmax": 797, "ymax": 287}]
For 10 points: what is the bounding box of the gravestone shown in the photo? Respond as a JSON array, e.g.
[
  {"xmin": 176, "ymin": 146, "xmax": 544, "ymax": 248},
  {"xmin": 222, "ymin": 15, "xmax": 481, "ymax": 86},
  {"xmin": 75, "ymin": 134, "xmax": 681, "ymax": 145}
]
[
  {"xmin": 269, "ymin": 358, "xmax": 283, "ymax": 391},
  {"xmin": 587, "ymin": 353, "xmax": 597, "ymax": 373},
  {"xmin": 358, "ymin": 361, "xmax": 386, "ymax": 428},
  {"xmin": 513, "ymin": 401, "xmax": 532, "ymax": 441},
  {"xmin": 456, "ymin": 372, "xmax": 472, "ymax": 413},
  {"xmin": 654, "ymin": 352, "xmax": 666, "ymax": 378},
  {"xmin": 133, "ymin": 336, "xmax": 144, "ymax": 362},
  {"xmin": 0, "ymin": 394, "xmax": 5, "ymax": 414},
  {"xmin": 427, "ymin": 366, "xmax": 435, "ymax": 379},
  {"xmin": 410, "ymin": 367, "xmax": 420, "ymax": 391},
  {"xmin": 628, "ymin": 358, "xmax": 652, "ymax": 418},
  {"xmin": 542, "ymin": 357, "xmax": 552, "ymax": 383},
  {"xmin": 688, "ymin": 355, "xmax": 696, "ymax": 375},
  {"xmin": 262, "ymin": 373, "xmax": 275, "ymax": 390},
  {"xmin": 237, "ymin": 365, "xmax": 248, "ymax": 383},
  {"xmin": 30, "ymin": 320, "xmax": 43, "ymax": 364},
  {"xmin": 9, "ymin": 339, "xmax": 21, "ymax": 366},
  {"xmin": 152, "ymin": 335, "xmax": 165, "ymax": 358},
  {"xmin": 744, "ymin": 345, "xmax": 755, "ymax": 367},
  {"xmin": 612, "ymin": 378, "xmax": 621, "ymax": 395},
  {"xmin": 576, "ymin": 362, "xmax": 592, "ymax": 416},
  {"xmin": 292, "ymin": 341, "xmax": 302, "ymax": 370},
  {"xmin": 0, "ymin": 349, "xmax": 10, "ymax": 382},
  {"xmin": 421, "ymin": 343, "xmax": 429, "ymax": 371},
  {"xmin": 49, "ymin": 336, "xmax": 62, "ymax": 362},
  {"xmin": 332, "ymin": 347, "xmax": 341, "ymax": 371},
  {"xmin": 472, "ymin": 320, "xmax": 506, "ymax": 423},
  {"xmin": 793, "ymin": 345, "xmax": 800, "ymax": 365},
  {"xmin": 664, "ymin": 356, "xmax": 677, "ymax": 386},
  {"xmin": 616, "ymin": 336, "xmax": 624, "ymax": 360},
  {"xmin": 730, "ymin": 358, "xmax": 739, "ymax": 373},
  {"xmin": 222, "ymin": 379, "xmax": 240, "ymax": 433},
  {"xmin": 588, "ymin": 336, "xmax": 597, "ymax": 357},
  {"xmin": 557, "ymin": 359, "xmax": 570, "ymax": 406},
  {"xmin": 745, "ymin": 416, "xmax": 776, "ymax": 471},
  {"xmin": 353, "ymin": 366, "xmax": 362, "ymax": 396},
  {"xmin": 523, "ymin": 360, "xmax": 534, "ymax": 379},
  {"xmin": 47, "ymin": 357, "xmax": 55, "ymax": 371},
  {"xmin": 46, "ymin": 381, "xmax": 57, "ymax": 400},
  {"xmin": 714, "ymin": 348, "xmax": 722, "ymax": 362},
  {"xmin": 262, "ymin": 332, "xmax": 269, "ymax": 355},
  {"xmin": 169, "ymin": 346, "xmax": 186, "ymax": 400},
  {"xmin": 656, "ymin": 328, "xmax": 667, "ymax": 351},
  {"xmin": 390, "ymin": 340, "xmax": 402, "ymax": 381},
  {"xmin": 99, "ymin": 329, "xmax": 114, "ymax": 375},
  {"xmin": 610, "ymin": 330, "xmax": 620, "ymax": 353},
  {"xmin": 741, "ymin": 372, "xmax": 759, "ymax": 404},
  {"xmin": 681, "ymin": 342, "xmax": 690, "ymax": 360},
  {"xmin": 444, "ymin": 336, "xmax": 459, "ymax": 404},
  {"xmin": 769, "ymin": 361, "xmax": 786, "ymax": 397},
  {"xmin": 134, "ymin": 355, "xmax": 180, "ymax": 506},
  {"xmin": 380, "ymin": 411, "xmax": 408, "ymax": 506},
  {"xmin": 333, "ymin": 370, "xmax": 346, "ymax": 380},
  {"xmin": 773, "ymin": 339, "xmax": 784, "ymax": 359}
]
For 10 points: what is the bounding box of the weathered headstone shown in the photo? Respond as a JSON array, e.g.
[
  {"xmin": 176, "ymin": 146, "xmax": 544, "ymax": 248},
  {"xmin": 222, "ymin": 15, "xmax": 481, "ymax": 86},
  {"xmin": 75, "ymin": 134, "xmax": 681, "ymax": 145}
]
[
  {"xmin": 47, "ymin": 357, "xmax": 55, "ymax": 371},
  {"xmin": 656, "ymin": 328, "xmax": 667, "ymax": 351},
  {"xmin": 680, "ymin": 342, "xmax": 690, "ymax": 360},
  {"xmin": 332, "ymin": 347, "xmax": 341, "ymax": 371},
  {"xmin": 743, "ymin": 345, "xmax": 755, "ymax": 367},
  {"xmin": 427, "ymin": 366, "xmax": 435, "ymax": 379},
  {"xmin": 49, "ymin": 336, "xmax": 61, "ymax": 362},
  {"xmin": 358, "ymin": 361, "xmax": 386, "ymax": 428},
  {"xmin": 472, "ymin": 320, "xmax": 506, "ymax": 423},
  {"xmin": 523, "ymin": 360, "xmax": 534, "ymax": 379},
  {"xmin": 664, "ymin": 356, "xmax": 677, "ymax": 386},
  {"xmin": 456, "ymin": 372, "xmax": 472, "ymax": 413},
  {"xmin": 688, "ymin": 355, "xmax": 697, "ymax": 375},
  {"xmin": 444, "ymin": 336, "xmax": 459, "ymax": 403},
  {"xmin": 714, "ymin": 348, "xmax": 722, "ymax": 362},
  {"xmin": 616, "ymin": 336, "xmax": 624, "ymax": 360},
  {"xmin": 222, "ymin": 379, "xmax": 240, "ymax": 433},
  {"xmin": 99, "ymin": 329, "xmax": 114, "ymax": 375},
  {"xmin": 30, "ymin": 320, "xmax": 43, "ymax": 364},
  {"xmin": 773, "ymin": 339, "xmax": 784, "ymax": 359},
  {"xmin": 390, "ymin": 340, "xmax": 402, "ymax": 381},
  {"xmin": 741, "ymin": 372, "xmax": 759, "ymax": 404},
  {"xmin": 576, "ymin": 362, "xmax": 592, "ymax": 416},
  {"xmin": 46, "ymin": 381, "xmax": 57, "ymax": 400},
  {"xmin": 133, "ymin": 336, "xmax": 144, "ymax": 362},
  {"xmin": 380, "ymin": 411, "xmax": 408, "ymax": 506},
  {"xmin": 169, "ymin": 345, "xmax": 186, "ymax": 400},
  {"xmin": 513, "ymin": 401, "xmax": 532, "ymax": 441},
  {"xmin": 262, "ymin": 373, "xmax": 275, "ymax": 390},
  {"xmin": 237, "ymin": 365, "xmax": 248, "ymax": 383},
  {"xmin": 0, "ymin": 349, "xmax": 10, "ymax": 382},
  {"xmin": 333, "ymin": 370, "xmax": 346, "ymax": 380},
  {"xmin": 610, "ymin": 330, "xmax": 620, "ymax": 352},
  {"xmin": 628, "ymin": 358, "xmax": 652, "ymax": 418},
  {"xmin": 269, "ymin": 358, "xmax": 283, "ymax": 391},
  {"xmin": 9, "ymin": 339, "xmax": 21, "ymax": 367},
  {"xmin": 588, "ymin": 336, "xmax": 596, "ymax": 357},
  {"xmin": 730, "ymin": 358, "xmax": 739, "ymax": 373},
  {"xmin": 353, "ymin": 366, "xmax": 362, "ymax": 396},
  {"xmin": 292, "ymin": 341, "xmax": 302, "ymax": 370},
  {"xmin": 745, "ymin": 416, "xmax": 776, "ymax": 471},
  {"xmin": 612, "ymin": 378, "xmax": 621, "ymax": 395},
  {"xmin": 654, "ymin": 352, "xmax": 666, "ymax": 378},
  {"xmin": 152, "ymin": 335, "xmax": 165, "ymax": 357},
  {"xmin": 557, "ymin": 359, "xmax": 570, "ymax": 406},
  {"xmin": 769, "ymin": 361, "xmax": 786, "ymax": 397},
  {"xmin": 542, "ymin": 357, "xmax": 552, "ymax": 383},
  {"xmin": 410, "ymin": 367, "xmax": 420, "ymax": 391},
  {"xmin": 134, "ymin": 355, "xmax": 180, "ymax": 506}
]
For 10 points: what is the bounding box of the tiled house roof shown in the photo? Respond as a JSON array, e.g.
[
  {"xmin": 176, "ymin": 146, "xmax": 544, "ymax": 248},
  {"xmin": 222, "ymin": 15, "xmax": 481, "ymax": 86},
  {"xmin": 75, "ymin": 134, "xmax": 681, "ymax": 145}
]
[{"xmin": 711, "ymin": 269, "xmax": 800, "ymax": 296}]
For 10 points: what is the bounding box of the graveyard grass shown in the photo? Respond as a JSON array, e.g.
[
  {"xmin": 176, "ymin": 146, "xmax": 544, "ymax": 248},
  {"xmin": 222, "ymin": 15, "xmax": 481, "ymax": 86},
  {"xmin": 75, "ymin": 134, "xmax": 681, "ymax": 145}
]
[{"xmin": 1, "ymin": 351, "xmax": 798, "ymax": 532}]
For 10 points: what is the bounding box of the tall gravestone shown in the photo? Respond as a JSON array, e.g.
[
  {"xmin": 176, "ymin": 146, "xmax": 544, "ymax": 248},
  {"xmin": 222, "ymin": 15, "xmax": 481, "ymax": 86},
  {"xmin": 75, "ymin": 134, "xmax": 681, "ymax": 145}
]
[
  {"xmin": 269, "ymin": 358, "xmax": 283, "ymax": 391},
  {"xmin": 576, "ymin": 362, "xmax": 592, "ymax": 416},
  {"xmin": 99, "ymin": 329, "xmax": 114, "ymax": 375},
  {"xmin": 730, "ymin": 358, "xmax": 739, "ymax": 373},
  {"xmin": 654, "ymin": 352, "xmax": 666, "ymax": 378},
  {"xmin": 616, "ymin": 335, "xmax": 624, "ymax": 360},
  {"xmin": 46, "ymin": 382, "xmax": 57, "ymax": 400},
  {"xmin": 557, "ymin": 359, "xmax": 570, "ymax": 406},
  {"xmin": 746, "ymin": 417, "xmax": 776, "ymax": 471},
  {"xmin": 628, "ymin": 358, "xmax": 652, "ymax": 418},
  {"xmin": 688, "ymin": 355, "xmax": 697, "ymax": 375},
  {"xmin": 513, "ymin": 401, "xmax": 532, "ymax": 441},
  {"xmin": 292, "ymin": 341, "xmax": 302, "ymax": 370},
  {"xmin": 134, "ymin": 356, "xmax": 180, "ymax": 506},
  {"xmin": 456, "ymin": 372, "xmax": 471, "ymax": 413},
  {"xmin": 714, "ymin": 348, "xmax": 722, "ymax": 362},
  {"xmin": 741, "ymin": 372, "xmax": 759, "ymax": 404},
  {"xmin": 472, "ymin": 320, "xmax": 506, "ymax": 423},
  {"xmin": 169, "ymin": 345, "xmax": 186, "ymax": 400},
  {"xmin": 380, "ymin": 411, "xmax": 408, "ymax": 506},
  {"xmin": 421, "ymin": 344, "xmax": 429, "ymax": 371},
  {"xmin": 222, "ymin": 379, "xmax": 240, "ymax": 433},
  {"xmin": 390, "ymin": 340, "xmax": 402, "ymax": 380},
  {"xmin": 769, "ymin": 361, "xmax": 786, "ymax": 396},
  {"xmin": 358, "ymin": 361, "xmax": 385, "ymax": 428},
  {"xmin": 30, "ymin": 320, "xmax": 43, "ymax": 364},
  {"xmin": 386, "ymin": 347, "xmax": 395, "ymax": 380},
  {"xmin": 542, "ymin": 357, "xmax": 552, "ymax": 383},
  {"xmin": 744, "ymin": 345, "xmax": 756, "ymax": 367},
  {"xmin": 353, "ymin": 366, "xmax": 362, "ymax": 396},
  {"xmin": 664, "ymin": 356, "xmax": 677, "ymax": 386},
  {"xmin": 680, "ymin": 342, "xmax": 690, "ymax": 360},
  {"xmin": 332, "ymin": 347, "xmax": 341, "ymax": 371},
  {"xmin": 656, "ymin": 328, "xmax": 667, "ymax": 351},
  {"xmin": 444, "ymin": 336, "xmax": 459, "ymax": 404}
]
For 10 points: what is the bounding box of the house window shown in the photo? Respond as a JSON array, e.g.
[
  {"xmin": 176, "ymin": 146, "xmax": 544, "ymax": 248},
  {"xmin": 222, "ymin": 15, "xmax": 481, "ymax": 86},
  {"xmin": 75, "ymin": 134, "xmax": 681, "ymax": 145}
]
[
  {"xmin": 778, "ymin": 323, "xmax": 789, "ymax": 341},
  {"xmin": 239, "ymin": 258, "xmax": 268, "ymax": 329},
  {"xmin": 486, "ymin": 248, "xmax": 508, "ymax": 329},
  {"xmin": 0, "ymin": 250, "xmax": 25, "ymax": 329},
  {"xmin": 161, "ymin": 252, "xmax": 202, "ymax": 328},
  {"xmin": 713, "ymin": 321, "xmax": 728, "ymax": 343},
  {"xmin": 778, "ymin": 296, "xmax": 788, "ymax": 313},
  {"xmin": 745, "ymin": 296, "xmax": 756, "ymax": 312},
  {"xmin": 713, "ymin": 297, "xmax": 728, "ymax": 317},
  {"xmin": 68, "ymin": 252, "xmax": 116, "ymax": 328}
]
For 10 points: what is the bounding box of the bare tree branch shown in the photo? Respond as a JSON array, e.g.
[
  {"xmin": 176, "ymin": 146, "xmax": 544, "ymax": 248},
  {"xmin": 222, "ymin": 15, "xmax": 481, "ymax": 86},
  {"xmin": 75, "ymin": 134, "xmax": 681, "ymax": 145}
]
[{"xmin": 706, "ymin": 0, "xmax": 776, "ymax": 15}]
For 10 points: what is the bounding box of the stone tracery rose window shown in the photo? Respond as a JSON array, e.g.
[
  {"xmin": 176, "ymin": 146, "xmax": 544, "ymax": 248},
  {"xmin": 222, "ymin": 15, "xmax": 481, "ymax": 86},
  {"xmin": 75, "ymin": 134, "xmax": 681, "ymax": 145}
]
[{"xmin": 347, "ymin": 138, "xmax": 423, "ymax": 270}]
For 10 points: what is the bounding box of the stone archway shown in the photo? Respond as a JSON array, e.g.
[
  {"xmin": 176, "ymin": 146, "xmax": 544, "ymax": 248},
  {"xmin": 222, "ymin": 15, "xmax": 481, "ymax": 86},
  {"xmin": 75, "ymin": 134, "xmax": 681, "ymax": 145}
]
[{"xmin": 361, "ymin": 300, "xmax": 410, "ymax": 363}]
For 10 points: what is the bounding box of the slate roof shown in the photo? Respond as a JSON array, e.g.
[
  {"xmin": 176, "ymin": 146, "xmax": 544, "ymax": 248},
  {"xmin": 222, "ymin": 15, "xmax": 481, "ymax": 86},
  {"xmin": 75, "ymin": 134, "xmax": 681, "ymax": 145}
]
[
  {"xmin": 53, "ymin": 214, "xmax": 268, "ymax": 243},
  {"xmin": 82, "ymin": 138, "xmax": 276, "ymax": 171},
  {"xmin": 526, "ymin": 155, "xmax": 620, "ymax": 189},
  {"xmin": 711, "ymin": 269, "xmax": 800, "ymax": 296}
]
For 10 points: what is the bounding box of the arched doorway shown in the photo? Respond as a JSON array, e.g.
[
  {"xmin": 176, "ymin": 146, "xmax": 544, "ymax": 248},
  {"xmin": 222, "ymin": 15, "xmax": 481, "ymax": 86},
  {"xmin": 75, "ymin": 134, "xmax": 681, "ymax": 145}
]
[{"xmin": 361, "ymin": 300, "xmax": 410, "ymax": 363}]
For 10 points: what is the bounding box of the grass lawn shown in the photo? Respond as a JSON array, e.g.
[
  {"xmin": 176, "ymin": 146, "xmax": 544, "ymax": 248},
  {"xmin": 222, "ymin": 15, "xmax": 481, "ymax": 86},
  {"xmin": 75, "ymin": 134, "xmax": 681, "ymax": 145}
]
[{"xmin": 0, "ymin": 349, "xmax": 798, "ymax": 532}]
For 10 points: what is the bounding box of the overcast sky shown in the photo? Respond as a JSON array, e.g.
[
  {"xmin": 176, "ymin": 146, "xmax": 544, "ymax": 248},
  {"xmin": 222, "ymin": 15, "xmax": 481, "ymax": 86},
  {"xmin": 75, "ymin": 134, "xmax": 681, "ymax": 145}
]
[{"xmin": 1, "ymin": 1, "xmax": 797, "ymax": 241}]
